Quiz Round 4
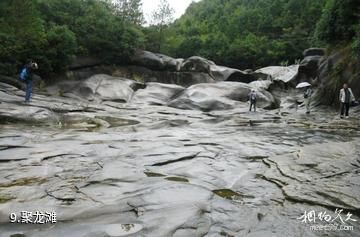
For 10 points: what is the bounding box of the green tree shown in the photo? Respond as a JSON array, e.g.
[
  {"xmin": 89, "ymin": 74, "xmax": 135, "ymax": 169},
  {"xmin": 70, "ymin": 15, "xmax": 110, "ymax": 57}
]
[
  {"xmin": 0, "ymin": 0, "xmax": 145, "ymax": 76},
  {"xmin": 43, "ymin": 25, "xmax": 77, "ymax": 72},
  {"xmin": 315, "ymin": 0, "xmax": 360, "ymax": 44},
  {"xmin": 0, "ymin": 0, "xmax": 46, "ymax": 75},
  {"xmin": 111, "ymin": 0, "xmax": 145, "ymax": 25},
  {"xmin": 37, "ymin": 0, "xmax": 144, "ymax": 63},
  {"xmin": 352, "ymin": 24, "xmax": 360, "ymax": 58},
  {"xmin": 159, "ymin": 0, "xmax": 327, "ymax": 69},
  {"xmin": 150, "ymin": 0, "xmax": 175, "ymax": 52}
]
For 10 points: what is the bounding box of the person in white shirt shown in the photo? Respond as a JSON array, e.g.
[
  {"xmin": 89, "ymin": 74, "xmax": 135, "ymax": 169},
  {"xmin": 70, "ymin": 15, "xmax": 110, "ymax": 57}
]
[{"xmin": 339, "ymin": 83, "xmax": 355, "ymax": 118}]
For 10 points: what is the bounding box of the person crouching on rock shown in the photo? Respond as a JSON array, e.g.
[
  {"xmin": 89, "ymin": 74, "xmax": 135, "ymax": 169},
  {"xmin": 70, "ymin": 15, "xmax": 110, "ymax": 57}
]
[
  {"xmin": 20, "ymin": 60, "xmax": 38, "ymax": 103},
  {"xmin": 303, "ymin": 86, "xmax": 313, "ymax": 114},
  {"xmin": 248, "ymin": 89, "xmax": 257, "ymax": 112},
  {"xmin": 339, "ymin": 83, "xmax": 355, "ymax": 119}
]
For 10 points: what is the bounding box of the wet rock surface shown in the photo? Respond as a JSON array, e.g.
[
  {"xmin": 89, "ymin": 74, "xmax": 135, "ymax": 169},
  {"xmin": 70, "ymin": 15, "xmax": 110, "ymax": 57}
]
[{"xmin": 0, "ymin": 79, "xmax": 360, "ymax": 237}]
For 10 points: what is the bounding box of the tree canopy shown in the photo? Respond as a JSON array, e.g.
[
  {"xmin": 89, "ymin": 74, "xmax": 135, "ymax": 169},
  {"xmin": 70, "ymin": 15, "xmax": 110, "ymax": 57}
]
[
  {"xmin": 0, "ymin": 0, "xmax": 358, "ymax": 77},
  {"xmin": 314, "ymin": 0, "xmax": 360, "ymax": 57},
  {"xmin": 0, "ymin": 0, "xmax": 144, "ymax": 76},
  {"xmin": 155, "ymin": 0, "xmax": 329, "ymax": 69}
]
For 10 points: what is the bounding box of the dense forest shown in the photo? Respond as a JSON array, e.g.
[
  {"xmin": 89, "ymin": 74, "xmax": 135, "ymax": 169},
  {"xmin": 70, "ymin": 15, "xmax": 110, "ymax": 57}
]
[
  {"xmin": 0, "ymin": 0, "xmax": 145, "ymax": 76},
  {"xmin": 159, "ymin": 0, "xmax": 360, "ymax": 69},
  {"xmin": 0, "ymin": 0, "xmax": 359, "ymax": 77}
]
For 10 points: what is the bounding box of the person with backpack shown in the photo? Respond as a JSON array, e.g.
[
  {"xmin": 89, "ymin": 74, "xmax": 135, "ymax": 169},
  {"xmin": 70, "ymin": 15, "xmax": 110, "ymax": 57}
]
[
  {"xmin": 339, "ymin": 83, "xmax": 356, "ymax": 118},
  {"xmin": 248, "ymin": 89, "xmax": 257, "ymax": 112},
  {"xmin": 19, "ymin": 60, "xmax": 38, "ymax": 103},
  {"xmin": 303, "ymin": 86, "xmax": 313, "ymax": 114}
]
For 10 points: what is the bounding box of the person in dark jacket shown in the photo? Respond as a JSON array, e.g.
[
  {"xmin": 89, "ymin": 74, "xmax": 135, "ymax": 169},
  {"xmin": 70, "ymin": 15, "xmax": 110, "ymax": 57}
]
[
  {"xmin": 303, "ymin": 87, "xmax": 313, "ymax": 114},
  {"xmin": 248, "ymin": 89, "xmax": 257, "ymax": 112},
  {"xmin": 23, "ymin": 60, "xmax": 38, "ymax": 103}
]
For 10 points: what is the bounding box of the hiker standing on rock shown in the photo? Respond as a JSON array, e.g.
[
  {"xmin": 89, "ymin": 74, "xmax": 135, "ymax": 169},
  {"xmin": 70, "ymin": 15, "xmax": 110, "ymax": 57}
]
[
  {"xmin": 339, "ymin": 83, "xmax": 355, "ymax": 119},
  {"xmin": 248, "ymin": 89, "xmax": 257, "ymax": 112},
  {"xmin": 303, "ymin": 86, "xmax": 313, "ymax": 114},
  {"xmin": 19, "ymin": 60, "xmax": 38, "ymax": 103}
]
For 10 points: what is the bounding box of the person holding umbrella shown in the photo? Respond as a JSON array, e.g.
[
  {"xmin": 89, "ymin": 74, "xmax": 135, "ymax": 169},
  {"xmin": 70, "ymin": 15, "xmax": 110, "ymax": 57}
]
[{"xmin": 296, "ymin": 82, "xmax": 313, "ymax": 114}]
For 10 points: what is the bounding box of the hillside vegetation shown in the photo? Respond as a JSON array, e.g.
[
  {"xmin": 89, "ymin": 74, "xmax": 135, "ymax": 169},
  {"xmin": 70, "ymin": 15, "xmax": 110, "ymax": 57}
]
[
  {"xmin": 0, "ymin": 0, "xmax": 144, "ymax": 76},
  {"xmin": 154, "ymin": 0, "xmax": 359, "ymax": 70},
  {"xmin": 0, "ymin": 0, "xmax": 359, "ymax": 78}
]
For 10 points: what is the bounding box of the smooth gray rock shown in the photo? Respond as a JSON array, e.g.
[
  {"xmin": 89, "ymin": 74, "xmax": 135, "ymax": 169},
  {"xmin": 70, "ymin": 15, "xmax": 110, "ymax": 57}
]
[
  {"xmin": 249, "ymin": 80, "xmax": 273, "ymax": 90},
  {"xmin": 168, "ymin": 81, "xmax": 277, "ymax": 111},
  {"xmin": 212, "ymin": 65, "xmax": 257, "ymax": 83},
  {"xmin": 0, "ymin": 102, "xmax": 54, "ymax": 123},
  {"xmin": 50, "ymin": 74, "xmax": 140, "ymax": 103},
  {"xmin": 131, "ymin": 83, "xmax": 184, "ymax": 105},
  {"xmin": 131, "ymin": 50, "xmax": 166, "ymax": 70},
  {"xmin": 180, "ymin": 56, "xmax": 215, "ymax": 73},
  {"xmin": 315, "ymin": 50, "xmax": 360, "ymax": 106},
  {"xmin": 299, "ymin": 55, "xmax": 323, "ymax": 78},
  {"xmin": 141, "ymin": 71, "xmax": 215, "ymax": 87},
  {"xmin": 130, "ymin": 52, "xmax": 260, "ymax": 83},
  {"xmin": 114, "ymin": 65, "xmax": 215, "ymax": 87},
  {"xmin": 264, "ymin": 140, "xmax": 360, "ymax": 210},
  {"xmin": 130, "ymin": 50, "xmax": 182, "ymax": 71},
  {"xmin": 255, "ymin": 65, "xmax": 299, "ymax": 84},
  {"xmin": 0, "ymin": 78, "xmax": 360, "ymax": 237}
]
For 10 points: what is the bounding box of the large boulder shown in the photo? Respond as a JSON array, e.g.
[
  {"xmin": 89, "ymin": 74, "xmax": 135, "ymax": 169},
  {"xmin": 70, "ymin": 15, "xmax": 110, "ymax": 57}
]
[
  {"xmin": 130, "ymin": 50, "xmax": 182, "ymax": 71},
  {"xmin": 65, "ymin": 52, "xmax": 258, "ymax": 86},
  {"xmin": 210, "ymin": 65, "xmax": 239, "ymax": 81},
  {"xmin": 211, "ymin": 65, "xmax": 257, "ymax": 83},
  {"xmin": 180, "ymin": 57, "xmax": 257, "ymax": 83},
  {"xmin": 180, "ymin": 56, "xmax": 215, "ymax": 73},
  {"xmin": 131, "ymin": 50, "xmax": 164, "ymax": 70},
  {"xmin": 303, "ymin": 48, "xmax": 326, "ymax": 57},
  {"xmin": 49, "ymin": 74, "xmax": 142, "ymax": 103},
  {"xmin": 255, "ymin": 65, "xmax": 299, "ymax": 84},
  {"xmin": 131, "ymin": 83, "xmax": 184, "ymax": 106},
  {"xmin": 168, "ymin": 82, "xmax": 277, "ymax": 111},
  {"xmin": 299, "ymin": 55, "xmax": 324, "ymax": 79},
  {"xmin": 142, "ymin": 71, "xmax": 216, "ymax": 87},
  {"xmin": 296, "ymin": 48, "xmax": 326, "ymax": 86},
  {"xmin": 249, "ymin": 80, "xmax": 273, "ymax": 90},
  {"xmin": 157, "ymin": 53, "xmax": 183, "ymax": 71},
  {"xmin": 0, "ymin": 83, "xmax": 56, "ymax": 123},
  {"xmin": 113, "ymin": 65, "xmax": 216, "ymax": 87},
  {"xmin": 315, "ymin": 48, "xmax": 360, "ymax": 106}
]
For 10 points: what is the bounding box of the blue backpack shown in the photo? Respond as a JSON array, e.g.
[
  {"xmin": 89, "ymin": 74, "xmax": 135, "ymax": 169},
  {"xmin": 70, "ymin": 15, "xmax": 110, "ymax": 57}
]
[{"xmin": 19, "ymin": 67, "xmax": 29, "ymax": 81}]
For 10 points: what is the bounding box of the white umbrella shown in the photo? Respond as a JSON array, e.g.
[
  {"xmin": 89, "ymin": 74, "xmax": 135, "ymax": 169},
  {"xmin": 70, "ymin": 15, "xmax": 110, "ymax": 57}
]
[{"xmin": 296, "ymin": 82, "xmax": 311, "ymax": 89}]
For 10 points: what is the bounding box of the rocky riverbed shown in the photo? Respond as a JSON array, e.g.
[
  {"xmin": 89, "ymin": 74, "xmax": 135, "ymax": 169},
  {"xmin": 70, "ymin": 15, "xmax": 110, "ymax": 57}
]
[{"xmin": 0, "ymin": 77, "xmax": 360, "ymax": 237}]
